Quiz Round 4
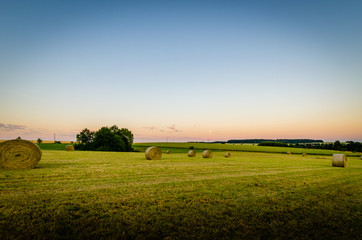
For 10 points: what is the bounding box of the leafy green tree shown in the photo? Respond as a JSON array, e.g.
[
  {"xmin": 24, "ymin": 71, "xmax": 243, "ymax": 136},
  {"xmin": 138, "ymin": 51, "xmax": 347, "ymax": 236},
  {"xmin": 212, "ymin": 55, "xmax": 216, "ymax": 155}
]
[
  {"xmin": 109, "ymin": 125, "xmax": 134, "ymax": 151},
  {"xmin": 76, "ymin": 128, "xmax": 94, "ymax": 144},
  {"xmin": 75, "ymin": 126, "xmax": 133, "ymax": 152},
  {"xmin": 37, "ymin": 138, "xmax": 43, "ymax": 144},
  {"xmin": 333, "ymin": 140, "xmax": 342, "ymax": 150},
  {"xmin": 93, "ymin": 126, "xmax": 126, "ymax": 151}
]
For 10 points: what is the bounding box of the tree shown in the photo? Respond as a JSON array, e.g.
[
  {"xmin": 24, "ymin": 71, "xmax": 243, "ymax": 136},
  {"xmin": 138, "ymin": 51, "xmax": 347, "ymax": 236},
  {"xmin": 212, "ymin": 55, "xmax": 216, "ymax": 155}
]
[
  {"xmin": 37, "ymin": 138, "xmax": 43, "ymax": 144},
  {"xmin": 109, "ymin": 125, "xmax": 134, "ymax": 151},
  {"xmin": 76, "ymin": 128, "xmax": 94, "ymax": 144},
  {"xmin": 75, "ymin": 126, "xmax": 133, "ymax": 152},
  {"xmin": 333, "ymin": 140, "xmax": 342, "ymax": 150},
  {"xmin": 93, "ymin": 126, "xmax": 126, "ymax": 151}
]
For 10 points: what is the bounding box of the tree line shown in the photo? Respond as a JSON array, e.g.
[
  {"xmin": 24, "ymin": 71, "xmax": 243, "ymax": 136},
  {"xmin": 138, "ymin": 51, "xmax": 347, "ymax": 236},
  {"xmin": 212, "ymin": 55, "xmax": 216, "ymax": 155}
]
[
  {"xmin": 228, "ymin": 139, "xmax": 324, "ymax": 144},
  {"xmin": 258, "ymin": 140, "xmax": 362, "ymax": 152}
]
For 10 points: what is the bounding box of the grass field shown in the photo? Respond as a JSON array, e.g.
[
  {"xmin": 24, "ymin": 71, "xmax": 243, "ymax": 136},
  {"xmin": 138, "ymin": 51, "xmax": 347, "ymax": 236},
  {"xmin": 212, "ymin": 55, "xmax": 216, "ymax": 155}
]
[
  {"xmin": 1, "ymin": 148, "xmax": 361, "ymax": 239},
  {"xmin": 134, "ymin": 142, "xmax": 362, "ymax": 156}
]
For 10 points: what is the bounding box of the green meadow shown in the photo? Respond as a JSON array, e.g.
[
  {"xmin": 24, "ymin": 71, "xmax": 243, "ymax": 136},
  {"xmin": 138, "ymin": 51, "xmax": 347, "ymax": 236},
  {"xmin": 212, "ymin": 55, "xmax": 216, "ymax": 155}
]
[
  {"xmin": 134, "ymin": 142, "xmax": 361, "ymax": 156},
  {"xmin": 0, "ymin": 145, "xmax": 361, "ymax": 239}
]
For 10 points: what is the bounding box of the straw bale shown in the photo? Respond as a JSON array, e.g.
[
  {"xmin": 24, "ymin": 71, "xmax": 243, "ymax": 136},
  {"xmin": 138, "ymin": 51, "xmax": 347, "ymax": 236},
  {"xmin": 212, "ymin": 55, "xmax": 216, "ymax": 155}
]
[
  {"xmin": 202, "ymin": 150, "xmax": 212, "ymax": 158},
  {"xmin": 332, "ymin": 154, "xmax": 347, "ymax": 167},
  {"xmin": 225, "ymin": 152, "xmax": 231, "ymax": 158},
  {"xmin": 145, "ymin": 146, "xmax": 162, "ymax": 160},
  {"xmin": 0, "ymin": 139, "xmax": 42, "ymax": 170},
  {"xmin": 166, "ymin": 150, "xmax": 171, "ymax": 154},
  {"xmin": 188, "ymin": 150, "xmax": 196, "ymax": 157},
  {"xmin": 302, "ymin": 153, "xmax": 307, "ymax": 157},
  {"xmin": 287, "ymin": 152, "xmax": 291, "ymax": 155},
  {"xmin": 65, "ymin": 145, "xmax": 74, "ymax": 151}
]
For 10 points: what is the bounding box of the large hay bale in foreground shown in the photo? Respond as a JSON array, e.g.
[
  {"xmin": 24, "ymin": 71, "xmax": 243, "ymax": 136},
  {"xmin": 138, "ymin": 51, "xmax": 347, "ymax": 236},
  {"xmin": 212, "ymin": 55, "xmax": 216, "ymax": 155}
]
[
  {"xmin": 188, "ymin": 150, "xmax": 196, "ymax": 157},
  {"xmin": 0, "ymin": 139, "xmax": 42, "ymax": 170},
  {"xmin": 145, "ymin": 146, "xmax": 162, "ymax": 160},
  {"xmin": 65, "ymin": 145, "xmax": 74, "ymax": 151},
  {"xmin": 202, "ymin": 150, "xmax": 212, "ymax": 158},
  {"xmin": 225, "ymin": 152, "xmax": 231, "ymax": 158},
  {"xmin": 332, "ymin": 154, "xmax": 347, "ymax": 167}
]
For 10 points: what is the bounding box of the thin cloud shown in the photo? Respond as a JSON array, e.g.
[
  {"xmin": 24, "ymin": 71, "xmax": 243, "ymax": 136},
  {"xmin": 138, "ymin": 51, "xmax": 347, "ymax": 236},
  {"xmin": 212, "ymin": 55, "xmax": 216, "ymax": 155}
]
[
  {"xmin": 0, "ymin": 123, "xmax": 27, "ymax": 131},
  {"xmin": 167, "ymin": 125, "xmax": 182, "ymax": 133},
  {"xmin": 144, "ymin": 126, "xmax": 156, "ymax": 130}
]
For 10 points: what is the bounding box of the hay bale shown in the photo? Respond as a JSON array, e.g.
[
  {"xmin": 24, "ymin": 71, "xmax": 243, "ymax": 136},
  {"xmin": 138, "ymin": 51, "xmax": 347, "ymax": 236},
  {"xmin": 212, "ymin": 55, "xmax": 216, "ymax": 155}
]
[
  {"xmin": 302, "ymin": 153, "xmax": 307, "ymax": 157},
  {"xmin": 145, "ymin": 146, "xmax": 162, "ymax": 160},
  {"xmin": 65, "ymin": 145, "xmax": 74, "ymax": 151},
  {"xmin": 0, "ymin": 139, "xmax": 42, "ymax": 170},
  {"xmin": 202, "ymin": 150, "xmax": 212, "ymax": 158},
  {"xmin": 287, "ymin": 152, "xmax": 291, "ymax": 155},
  {"xmin": 332, "ymin": 154, "xmax": 347, "ymax": 167},
  {"xmin": 166, "ymin": 150, "xmax": 171, "ymax": 154},
  {"xmin": 188, "ymin": 150, "xmax": 196, "ymax": 157},
  {"xmin": 225, "ymin": 152, "xmax": 231, "ymax": 158}
]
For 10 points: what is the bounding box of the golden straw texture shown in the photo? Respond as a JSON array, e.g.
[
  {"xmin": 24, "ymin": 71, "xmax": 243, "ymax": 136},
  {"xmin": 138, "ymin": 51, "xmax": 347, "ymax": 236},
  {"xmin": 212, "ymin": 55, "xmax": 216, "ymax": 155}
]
[
  {"xmin": 145, "ymin": 146, "xmax": 162, "ymax": 160},
  {"xmin": 225, "ymin": 152, "xmax": 231, "ymax": 158},
  {"xmin": 202, "ymin": 150, "xmax": 212, "ymax": 158},
  {"xmin": 188, "ymin": 150, "xmax": 196, "ymax": 157},
  {"xmin": 65, "ymin": 145, "xmax": 75, "ymax": 151},
  {"xmin": 0, "ymin": 139, "xmax": 42, "ymax": 170},
  {"xmin": 332, "ymin": 154, "xmax": 347, "ymax": 167}
]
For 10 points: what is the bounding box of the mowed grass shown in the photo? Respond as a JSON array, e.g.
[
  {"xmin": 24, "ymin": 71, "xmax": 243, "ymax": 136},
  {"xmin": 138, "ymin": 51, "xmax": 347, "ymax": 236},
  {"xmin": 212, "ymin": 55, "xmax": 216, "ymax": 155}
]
[
  {"xmin": 0, "ymin": 150, "xmax": 361, "ymax": 239},
  {"xmin": 134, "ymin": 142, "xmax": 362, "ymax": 156}
]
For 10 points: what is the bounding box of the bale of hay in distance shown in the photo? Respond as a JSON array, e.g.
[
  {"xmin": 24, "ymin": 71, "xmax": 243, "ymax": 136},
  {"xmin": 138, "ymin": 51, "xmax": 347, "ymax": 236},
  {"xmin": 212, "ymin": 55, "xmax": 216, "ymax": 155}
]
[
  {"xmin": 332, "ymin": 154, "xmax": 347, "ymax": 167},
  {"xmin": 202, "ymin": 150, "xmax": 212, "ymax": 158},
  {"xmin": 287, "ymin": 152, "xmax": 291, "ymax": 155},
  {"xmin": 65, "ymin": 145, "xmax": 74, "ymax": 151},
  {"xmin": 188, "ymin": 150, "xmax": 196, "ymax": 157},
  {"xmin": 0, "ymin": 139, "xmax": 42, "ymax": 170},
  {"xmin": 145, "ymin": 146, "xmax": 162, "ymax": 160},
  {"xmin": 166, "ymin": 150, "xmax": 171, "ymax": 154},
  {"xmin": 302, "ymin": 153, "xmax": 307, "ymax": 157},
  {"xmin": 225, "ymin": 152, "xmax": 231, "ymax": 158}
]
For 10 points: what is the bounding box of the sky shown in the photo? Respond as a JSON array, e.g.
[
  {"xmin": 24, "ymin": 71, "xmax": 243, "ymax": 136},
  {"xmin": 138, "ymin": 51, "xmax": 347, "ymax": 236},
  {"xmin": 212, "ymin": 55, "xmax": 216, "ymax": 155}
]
[{"xmin": 1, "ymin": 0, "xmax": 361, "ymax": 142}]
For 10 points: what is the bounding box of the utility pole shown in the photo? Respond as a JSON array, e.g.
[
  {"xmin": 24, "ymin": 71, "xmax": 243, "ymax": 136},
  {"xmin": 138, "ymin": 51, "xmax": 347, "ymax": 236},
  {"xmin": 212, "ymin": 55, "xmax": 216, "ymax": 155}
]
[{"xmin": 54, "ymin": 134, "xmax": 56, "ymax": 142}]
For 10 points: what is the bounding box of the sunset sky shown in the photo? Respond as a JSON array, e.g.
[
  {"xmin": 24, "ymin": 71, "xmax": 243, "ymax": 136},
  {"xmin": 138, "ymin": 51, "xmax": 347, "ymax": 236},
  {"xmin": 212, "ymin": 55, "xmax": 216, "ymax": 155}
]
[{"xmin": 1, "ymin": 0, "xmax": 361, "ymax": 142}]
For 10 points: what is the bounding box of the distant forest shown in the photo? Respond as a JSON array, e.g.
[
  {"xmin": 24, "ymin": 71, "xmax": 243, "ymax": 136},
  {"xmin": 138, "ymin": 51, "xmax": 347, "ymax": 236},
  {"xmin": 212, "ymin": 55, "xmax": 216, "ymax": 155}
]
[
  {"xmin": 226, "ymin": 139, "xmax": 323, "ymax": 144},
  {"xmin": 258, "ymin": 140, "xmax": 362, "ymax": 153},
  {"xmin": 188, "ymin": 139, "xmax": 362, "ymax": 152}
]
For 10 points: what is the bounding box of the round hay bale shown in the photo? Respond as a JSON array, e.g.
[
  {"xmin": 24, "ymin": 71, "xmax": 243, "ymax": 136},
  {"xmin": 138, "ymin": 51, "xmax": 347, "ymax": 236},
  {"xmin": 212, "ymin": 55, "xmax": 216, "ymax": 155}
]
[
  {"xmin": 166, "ymin": 150, "xmax": 171, "ymax": 154},
  {"xmin": 188, "ymin": 150, "xmax": 196, "ymax": 157},
  {"xmin": 332, "ymin": 154, "xmax": 347, "ymax": 167},
  {"xmin": 225, "ymin": 152, "xmax": 231, "ymax": 158},
  {"xmin": 202, "ymin": 150, "xmax": 212, "ymax": 158},
  {"xmin": 287, "ymin": 152, "xmax": 291, "ymax": 155},
  {"xmin": 145, "ymin": 146, "xmax": 162, "ymax": 160},
  {"xmin": 65, "ymin": 145, "xmax": 74, "ymax": 151},
  {"xmin": 302, "ymin": 153, "xmax": 307, "ymax": 157},
  {"xmin": 0, "ymin": 139, "xmax": 42, "ymax": 170}
]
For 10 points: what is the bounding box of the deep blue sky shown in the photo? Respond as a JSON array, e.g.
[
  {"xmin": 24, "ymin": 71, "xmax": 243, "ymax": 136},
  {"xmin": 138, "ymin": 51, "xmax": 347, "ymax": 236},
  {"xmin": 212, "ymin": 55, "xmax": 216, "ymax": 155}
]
[{"xmin": 1, "ymin": 0, "xmax": 361, "ymax": 141}]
